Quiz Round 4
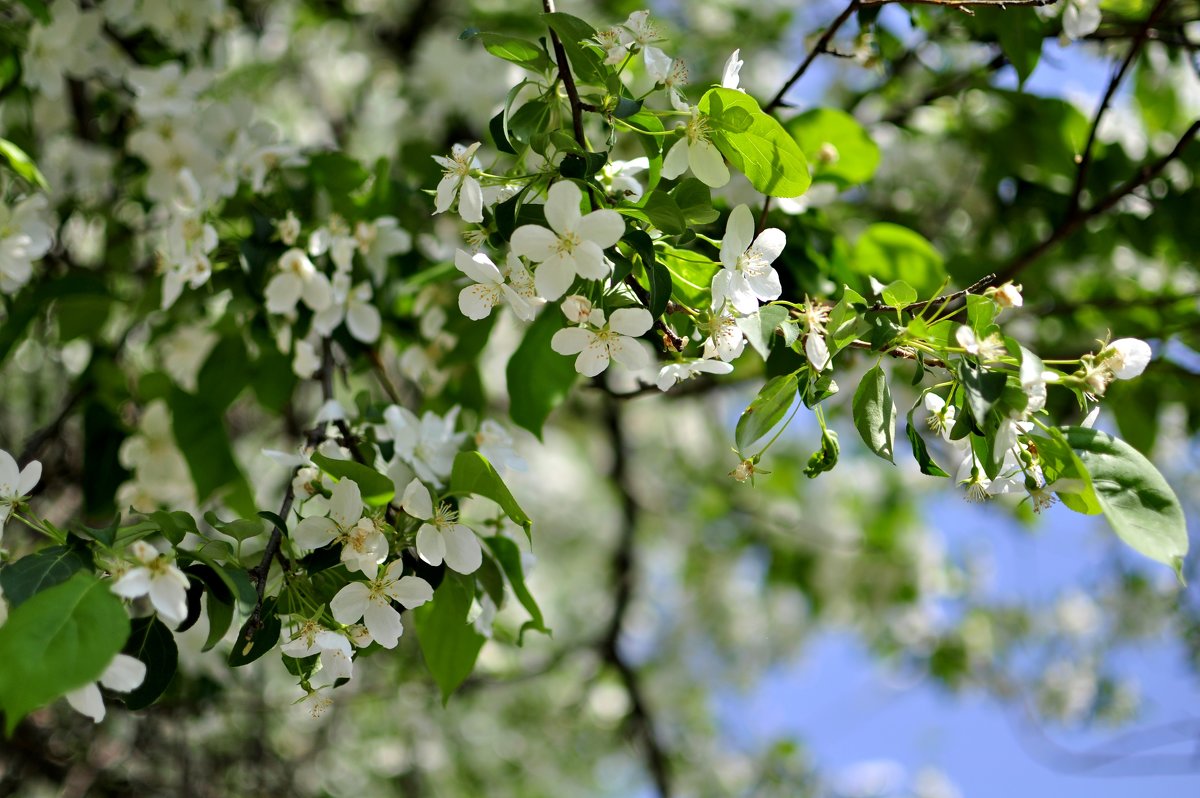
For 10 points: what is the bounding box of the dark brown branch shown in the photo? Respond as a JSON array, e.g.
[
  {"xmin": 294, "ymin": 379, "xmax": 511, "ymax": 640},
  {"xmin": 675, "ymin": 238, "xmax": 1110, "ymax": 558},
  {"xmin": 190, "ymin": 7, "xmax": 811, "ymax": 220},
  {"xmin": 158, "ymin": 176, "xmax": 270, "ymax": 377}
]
[
  {"xmin": 600, "ymin": 399, "xmax": 673, "ymax": 798},
  {"xmin": 1067, "ymin": 0, "xmax": 1174, "ymax": 217},
  {"xmin": 766, "ymin": 1, "xmax": 860, "ymax": 112},
  {"xmin": 993, "ymin": 118, "xmax": 1200, "ymax": 285},
  {"xmin": 543, "ymin": 0, "xmax": 586, "ymax": 147}
]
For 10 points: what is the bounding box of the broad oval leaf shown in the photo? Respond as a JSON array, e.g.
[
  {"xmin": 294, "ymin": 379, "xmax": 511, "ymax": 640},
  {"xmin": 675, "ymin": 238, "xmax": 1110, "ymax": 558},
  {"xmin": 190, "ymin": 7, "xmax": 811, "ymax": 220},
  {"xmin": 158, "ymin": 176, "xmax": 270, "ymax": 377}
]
[
  {"xmin": 1065, "ymin": 427, "xmax": 1189, "ymax": 574},
  {"xmin": 0, "ymin": 572, "xmax": 130, "ymax": 733},
  {"xmin": 506, "ymin": 307, "xmax": 578, "ymax": 438},
  {"xmin": 699, "ymin": 88, "xmax": 811, "ymax": 198},
  {"xmin": 415, "ymin": 573, "xmax": 486, "ymax": 704},
  {"xmin": 0, "ymin": 545, "xmax": 89, "ymax": 607},
  {"xmin": 735, "ymin": 373, "xmax": 799, "ymax": 453},
  {"xmin": 484, "ymin": 536, "xmax": 549, "ymax": 642},
  {"xmin": 786, "ymin": 107, "xmax": 881, "ymax": 187},
  {"xmin": 853, "ymin": 364, "xmax": 897, "ymax": 463},
  {"xmin": 851, "ymin": 223, "xmax": 946, "ymax": 300},
  {"xmin": 122, "ymin": 616, "xmax": 178, "ymax": 711}
]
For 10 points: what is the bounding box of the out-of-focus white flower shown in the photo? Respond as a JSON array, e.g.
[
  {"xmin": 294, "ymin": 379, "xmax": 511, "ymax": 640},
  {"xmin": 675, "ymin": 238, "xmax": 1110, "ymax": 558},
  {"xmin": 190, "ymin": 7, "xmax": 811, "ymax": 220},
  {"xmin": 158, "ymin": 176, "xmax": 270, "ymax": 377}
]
[
  {"xmin": 0, "ymin": 195, "xmax": 54, "ymax": 295},
  {"xmin": 600, "ymin": 157, "xmax": 650, "ymax": 203},
  {"xmin": 356, "ymin": 217, "xmax": 412, "ymax": 285},
  {"xmin": 1062, "ymin": 0, "xmax": 1102, "ymax": 41},
  {"xmin": 475, "ymin": 420, "xmax": 524, "ymax": 472},
  {"xmin": 721, "ymin": 49, "xmax": 744, "ymax": 90},
  {"xmin": 65, "ymin": 653, "xmax": 147, "ymax": 723},
  {"xmin": 313, "ymin": 272, "xmax": 382, "ymax": 343},
  {"xmin": 126, "ymin": 62, "xmax": 212, "ymax": 118},
  {"xmin": 265, "ymin": 248, "xmax": 333, "ymax": 316},
  {"xmin": 384, "ymin": 405, "xmax": 466, "ymax": 487}
]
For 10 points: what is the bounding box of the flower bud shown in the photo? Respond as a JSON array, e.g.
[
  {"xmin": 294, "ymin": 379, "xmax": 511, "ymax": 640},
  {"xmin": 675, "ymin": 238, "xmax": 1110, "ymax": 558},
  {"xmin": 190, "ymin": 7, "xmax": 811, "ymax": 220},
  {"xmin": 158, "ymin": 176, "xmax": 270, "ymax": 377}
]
[
  {"xmin": 561, "ymin": 294, "xmax": 594, "ymax": 324},
  {"xmin": 1102, "ymin": 338, "xmax": 1151, "ymax": 380}
]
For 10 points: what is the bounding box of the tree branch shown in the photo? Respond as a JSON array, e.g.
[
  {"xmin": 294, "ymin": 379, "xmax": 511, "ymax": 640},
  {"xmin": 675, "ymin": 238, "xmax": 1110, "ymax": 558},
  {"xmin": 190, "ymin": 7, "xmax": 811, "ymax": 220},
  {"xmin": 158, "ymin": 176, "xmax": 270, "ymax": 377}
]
[
  {"xmin": 766, "ymin": 1, "xmax": 860, "ymax": 112},
  {"xmin": 543, "ymin": 0, "xmax": 586, "ymax": 147},
  {"xmin": 993, "ymin": 118, "xmax": 1200, "ymax": 285},
  {"xmin": 1067, "ymin": 0, "xmax": 1174, "ymax": 217},
  {"xmin": 600, "ymin": 399, "xmax": 673, "ymax": 798}
]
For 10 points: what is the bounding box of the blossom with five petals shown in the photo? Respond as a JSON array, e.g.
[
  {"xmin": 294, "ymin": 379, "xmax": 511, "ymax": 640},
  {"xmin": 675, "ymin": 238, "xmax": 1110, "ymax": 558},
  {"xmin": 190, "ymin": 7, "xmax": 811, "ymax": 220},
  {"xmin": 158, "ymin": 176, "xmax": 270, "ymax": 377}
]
[
  {"xmin": 454, "ymin": 249, "xmax": 540, "ymax": 322},
  {"xmin": 281, "ymin": 621, "xmax": 355, "ymax": 684},
  {"xmin": 662, "ymin": 108, "xmax": 729, "ymax": 188},
  {"xmin": 384, "ymin": 405, "xmax": 466, "ymax": 488},
  {"xmin": 329, "ymin": 559, "xmax": 433, "ymax": 649},
  {"xmin": 510, "ymin": 181, "xmax": 625, "ymax": 301},
  {"xmin": 551, "ymin": 306, "xmax": 653, "ymax": 377},
  {"xmin": 293, "ymin": 479, "xmax": 387, "ymax": 577},
  {"xmin": 265, "ymin": 248, "xmax": 333, "ymax": 316}
]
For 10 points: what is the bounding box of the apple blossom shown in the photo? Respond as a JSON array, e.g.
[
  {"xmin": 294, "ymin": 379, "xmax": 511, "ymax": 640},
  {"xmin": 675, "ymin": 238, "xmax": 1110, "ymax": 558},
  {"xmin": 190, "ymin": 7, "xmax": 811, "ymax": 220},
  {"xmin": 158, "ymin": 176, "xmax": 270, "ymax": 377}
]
[
  {"xmin": 329, "ymin": 559, "xmax": 433, "ymax": 649},
  {"xmin": 711, "ymin": 205, "xmax": 784, "ymax": 314},
  {"xmin": 620, "ymin": 10, "xmax": 672, "ymax": 81},
  {"xmin": 657, "ymin": 359, "xmax": 734, "ymax": 391},
  {"xmin": 662, "ymin": 107, "xmax": 729, "ymax": 188},
  {"xmin": 293, "ymin": 479, "xmax": 387, "ymax": 577},
  {"xmin": 454, "ymin": 250, "xmax": 539, "ymax": 322},
  {"xmin": 510, "ymin": 181, "xmax": 625, "ymax": 301},
  {"xmin": 0, "ymin": 448, "xmax": 41, "ymax": 544},
  {"xmin": 702, "ymin": 309, "xmax": 747, "ymax": 362},
  {"xmin": 281, "ymin": 621, "xmax": 355, "ymax": 684},
  {"xmin": 313, "ymin": 272, "xmax": 382, "ymax": 343},
  {"xmin": 65, "ymin": 654, "xmax": 147, "ymax": 723},
  {"xmin": 433, "ymin": 142, "xmax": 484, "ymax": 224},
  {"xmin": 401, "ymin": 479, "xmax": 483, "ymax": 574},
  {"xmin": 384, "ymin": 405, "xmax": 467, "ymax": 487},
  {"xmin": 111, "ymin": 541, "xmax": 191, "ymax": 626},
  {"xmin": 1102, "ymin": 338, "xmax": 1151, "ymax": 380},
  {"xmin": 265, "ymin": 248, "xmax": 334, "ymax": 316},
  {"xmin": 551, "ymin": 307, "xmax": 654, "ymax": 377}
]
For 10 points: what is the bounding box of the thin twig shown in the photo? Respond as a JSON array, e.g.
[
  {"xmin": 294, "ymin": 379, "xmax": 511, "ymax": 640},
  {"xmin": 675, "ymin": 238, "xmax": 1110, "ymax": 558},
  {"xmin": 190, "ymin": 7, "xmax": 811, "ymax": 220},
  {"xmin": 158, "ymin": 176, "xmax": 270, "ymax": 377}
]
[
  {"xmin": 543, "ymin": 0, "xmax": 586, "ymax": 147},
  {"xmin": 1067, "ymin": 0, "xmax": 1174, "ymax": 217},
  {"xmin": 766, "ymin": 0, "xmax": 861, "ymax": 112},
  {"xmin": 993, "ymin": 118, "xmax": 1200, "ymax": 285},
  {"xmin": 866, "ymin": 273, "xmax": 997, "ymax": 313},
  {"xmin": 862, "ymin": 0, "xmax": 1055, "ymax": 6}
]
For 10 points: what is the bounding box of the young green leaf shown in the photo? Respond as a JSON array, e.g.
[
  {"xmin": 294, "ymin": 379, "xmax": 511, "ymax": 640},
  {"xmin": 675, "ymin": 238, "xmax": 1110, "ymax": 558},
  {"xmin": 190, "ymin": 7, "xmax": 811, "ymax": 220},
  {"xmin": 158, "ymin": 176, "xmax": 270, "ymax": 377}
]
[
  {"xmin": 122, "ymin": 616, "xmax": 178, "ymax": 711},
  {"xmin": 905, "ymin": 404, "xmax": 949, "ymax": 477},
  {"xmin": 735, "ymin": 373, "xmax": 799, "ymax": 453},
  {"xmin": 415, "ymin": 574, "xmax": 487, "ymax": 704},
  {"xmin": 853, "ymin": 364, "xmax": 897, "ymax": 463},
  {"xmin": 1065, "ymin": 427, "xmax": 1189, "ymax": 575},
  {"xmin": 506, "ymin": 307, "xmax": 579, "ymax": 438},
  {"xmin": 484, "ymin": 536, "xmax": 549, "ymax": 641},
  {"xmin": 0, "ymin": 545, "xmax": 90, "ymax": 608},
  {"xmin": 311, "ymin": 451, "xmax": 395, "ymax": 506},
  {"xmin": 698, "ymin": 88, "xmax": 812, "ymax": 198}
]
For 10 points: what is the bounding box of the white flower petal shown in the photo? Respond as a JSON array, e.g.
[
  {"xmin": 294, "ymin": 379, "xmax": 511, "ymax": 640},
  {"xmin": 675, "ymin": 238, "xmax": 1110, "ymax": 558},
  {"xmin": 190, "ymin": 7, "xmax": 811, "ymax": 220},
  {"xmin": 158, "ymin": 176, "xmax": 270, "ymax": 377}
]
[
  {"xmin": 609, "ymin": 307, "xmax": 654, "ymax": 337},
  {"xmin": 442, "ymin": 525, "xmax": 482, "ymax": 574},
  {"xmin": 66, "ymin": 682, "xmax": 105, "ymax": 723},
  {"xmin": 576, "ymin": 209, "xmax": 625, "ymax": 249},
  {"xmin": 544, "ymin": 181, "xmax": 583, "ymax": 233},
  {"xmin": 364, "ymin": 599, "xmax": 404, "ymax": 649},
  {"xmin": 511, "ymin": 224, "xmax": 559, "ymax": 263},
  {"xmin": 416, "ymin": 524, "xmax": 446, "ymax": 566},
  {"xmin": 330, "ymin": 582, "xmax": 370, "ymax": 624},
  {"xmin": 387, "ymin": 575, "xmax": 434, "ymax": 607},
  {"xmin": 455, "ymin": 250, "xmax": 502, "ymax": 284},
  {"xmin": 328, "ymin": 479, "xmax": 362, "ymax": 528},
  {"xmin": 293, "ymin": 516, "xmax": 338, "ymax": 550},
  {"xmin": 689, "ymin": 139, "xmax": 729, "ymax": 188},
  {"xmin": 401, "ymin": 479, "xmax": 433, "ymax": 520},
  {"xmin": 99, "ymin": 654, "xmax": 147, "ymax": 692},
  {"xmin": 551, "ymin": 327, "xmax": 592, "ymax": 356}
]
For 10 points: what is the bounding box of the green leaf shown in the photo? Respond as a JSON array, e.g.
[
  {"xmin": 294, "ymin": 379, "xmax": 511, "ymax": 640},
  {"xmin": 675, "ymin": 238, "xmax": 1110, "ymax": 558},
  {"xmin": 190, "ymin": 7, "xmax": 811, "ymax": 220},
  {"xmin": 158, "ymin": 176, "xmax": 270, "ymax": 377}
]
[
  {"xmin": 0, "ymin": 546, "xmax": 89, "ymax": 608},
  {"xmin": 670, "ymin": 178, "xmax": 719, "ymax": 224},
  {"xmin": 989, "ymin": 9, "xmax": 1043, "ymax": 86},
  {"xmin": 956, "ymin": 359, "xmax": 1006, "ymax": 426},
  {"xmin": 699, "ymin": 88, "xmax": 812, "ymax": 198},
  {"xmin": 905, "ymin": 403, "xmax": 949, "ymax": 477},
  {"xmin": 541, "ymin": 12, "xmax": 606, "ymax": 84},
  {"xmin": 786, "ymin": 108, "xmax": 881, "ymax": 187},
  {"xmin": 735, "ymin": 373, "xmax": 799, "ymax": 453},
  {"xmin": 0, "ymin": 572, "xmax": 130, "ymax": 734},
  {"xmin": 0, "ymin": 137, "xmax": 49, "ymax": 189},
  {"xmin": 450, "ymin": 451, "xmax": 532, "ymax": 533},
  {"xmin": 122, "ymin": 616, "xmax": 178, "ymax": 711},
  {"xmin": 228, "ymin": 599, "xmax": 281, "ymax": 667},
  {"xmin": 169, "ymin": 388, "xmax": 255, "ymax": 516},
  {"xmin": 474, "ymin": 33, "xmax": 551, "ymax": 73},
  {"xmin": 415, "ymin": 574, "xmax": 487, "ymax": 703},
  {"xmin": 853, "ymin": 364, "xmax": 897, "ymax": 463},
  {"xmin": 740, "ymin": 304, "xmax": 788, "ymax": 360},
  {"xmin": 640, "ymin": 189, "xmax": 687, "ymax": 235},
  {"xmin": 881, "ymin": 280, "xmax": 917, "ymax": 308},
  {"xmin": 203, "ymin": 593, "xmax": 234, "ymax": 653},
  {"xmin": 1064, "ymin": 427, "xmax": 1189, "ymax": 574},
  {"xmin": 484, "ymin": 536, "xmax": 549, "ymax": 641},
  {"xmin": 804, "ymin": 427, "xmax": 840, "ymax": 479},
  {"xmin": 310, "ymin": 451, "xmax": 395, "ymax": 506},
  {"xmin": 506, "ymin": 307, "xmax": 579, "ymax": 438},
  {"xmin": 150, "ymin": 510, "xmax": 198, "ymax": 546},
  {"xmin": 851, "ymin": 223, "xmax": 946, "ymax": 299}
]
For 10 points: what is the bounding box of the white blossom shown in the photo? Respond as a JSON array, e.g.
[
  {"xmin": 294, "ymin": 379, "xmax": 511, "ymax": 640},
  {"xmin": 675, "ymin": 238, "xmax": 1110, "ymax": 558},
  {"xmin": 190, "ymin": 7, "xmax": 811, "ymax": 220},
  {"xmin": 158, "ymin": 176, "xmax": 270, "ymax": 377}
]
[
  {"xmin": 401, "ymin": 479, "xmax": 483, "ymax": 575},
  {"xmin": 475, "ymin": 420, "xmax": 524, "ymax": 472},
  {"xmin": 656, "ymin": 359, "xmax": 733, "ymax": 391},
  {"xmin": 433, "ymin": 142, "xmax": 484, "ymax": 223},
  {"xmin": 1062, "ymin": 0, "xmax": 1102, "ymax": 41},
  {"xmin": 329, "ymin": 559, "xmax": 433, "ymax": 649},
  {"xmin": 620, "ymin": 10, "xmax": 672, "ymax": 82},
  {"xmin": 721, "ymin": 49, "xmax": 744, "ymax": 91},
  {"xmin": 712, "ymin": 205, "xmax": 784, "ymax": 314},
  {"xmin": 662, "ymin": 107, "xmax": 729, "ymax": 188},
  {"xmin": 454, "ymin": 250, "xmax": 539, "ymax": 322},
  {"xmin": 265, "ymin": 248, "xmax": 334, "ymax": 316},
  {"xmin": 0, "ymin": 448, "xmax": 41, "ymax": 545},
  {"xmin": 702, "ymin": 308, "xmax": 747, "ymax": 362},
  {"xmin": 600, "ymin": 157, "xmax": 650, "ymax": 203},
  {"xmin": 551, "ymin": 307, "xmax": 654, "ymax": 377},
  {"xmin": 293, "ymin": 479, "xmax": 386, "ymax": 577},
  {"xmin": 1102, "ymin": 337, "xmax": 1151, "ymax": 380},
  {"xmin": 281, "ymin": 621, "xmax": 355, "ymax": 684},
  {"xmin": 0, "ymin": 195, "xmax": 54, "ymax": 295},
  {"xmin": 510, "ymin": 181, "xmax": 624, "ymax": 301},
  {"xmin": 65, "ymin": 654, "xmax": 147, "ymax": 723},
  {"xmin": 356, "ymin": 217, "xmax": 412, "ymax": 285},
  {"xmin": 111, "ymin": 540, "xmax": 191, "ymax": 626},
  {"xmin": 313, "ymin": 272, "xmax": 382, "ymax": 343},
  {"xmin": 384, "ymin": 405, "xmax": 466, "ymax": 488}
]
